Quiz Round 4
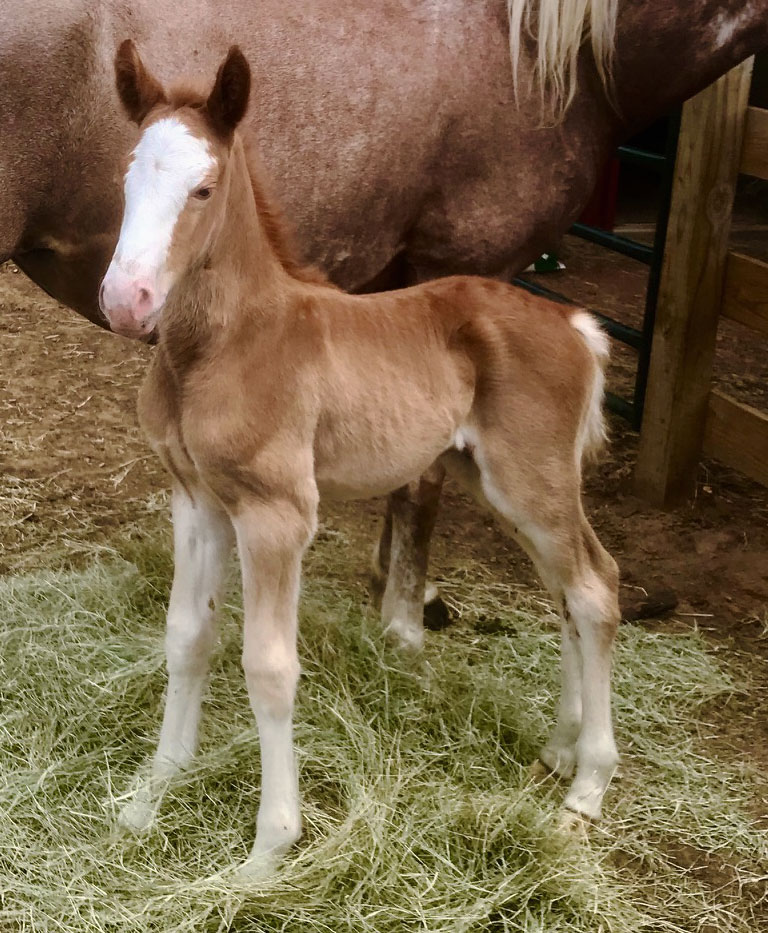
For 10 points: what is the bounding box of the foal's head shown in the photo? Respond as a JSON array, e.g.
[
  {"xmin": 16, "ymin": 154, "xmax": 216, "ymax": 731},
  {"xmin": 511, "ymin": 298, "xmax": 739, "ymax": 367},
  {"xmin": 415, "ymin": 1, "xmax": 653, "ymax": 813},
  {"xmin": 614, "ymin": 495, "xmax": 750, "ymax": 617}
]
[{"xmin": 100, "ymin": 41, "xmax": 250, "ymax": 340}]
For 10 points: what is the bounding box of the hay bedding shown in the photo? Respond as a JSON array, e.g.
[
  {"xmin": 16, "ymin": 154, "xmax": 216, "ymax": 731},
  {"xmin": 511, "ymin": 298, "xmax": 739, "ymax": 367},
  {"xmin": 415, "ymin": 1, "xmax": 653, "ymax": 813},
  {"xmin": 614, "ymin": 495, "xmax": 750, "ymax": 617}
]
[{"xmin": 0, "ymin": 529, "xmax": 765, "ymax": 933}]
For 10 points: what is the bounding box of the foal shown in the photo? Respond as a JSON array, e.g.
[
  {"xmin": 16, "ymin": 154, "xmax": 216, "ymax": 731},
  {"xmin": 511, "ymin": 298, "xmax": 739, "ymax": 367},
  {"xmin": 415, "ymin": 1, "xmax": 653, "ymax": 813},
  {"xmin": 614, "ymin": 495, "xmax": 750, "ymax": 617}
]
[{"xmin": 100, "ymin": 41, "xmax": 620, "ymax": 873}]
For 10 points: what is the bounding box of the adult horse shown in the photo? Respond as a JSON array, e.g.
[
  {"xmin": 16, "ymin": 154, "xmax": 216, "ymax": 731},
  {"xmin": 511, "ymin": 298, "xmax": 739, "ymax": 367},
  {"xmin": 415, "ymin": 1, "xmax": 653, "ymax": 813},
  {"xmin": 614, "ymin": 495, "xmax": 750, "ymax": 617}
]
[
  {"xmin": 4, "ymin": 0, "xmax": 765, "ymax": 315},
  {"xmin": 2, "ymin": 0, "xmax": 766, "ymax": 646}
]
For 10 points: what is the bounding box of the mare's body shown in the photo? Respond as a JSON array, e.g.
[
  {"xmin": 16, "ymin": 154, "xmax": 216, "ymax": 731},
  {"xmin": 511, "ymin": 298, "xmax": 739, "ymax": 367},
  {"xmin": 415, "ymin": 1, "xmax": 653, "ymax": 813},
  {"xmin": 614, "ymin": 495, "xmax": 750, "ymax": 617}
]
[
  {"xmin": 101, "ymin": 45, "xmax": 620, "ymax": 874},
  {"xmin": 1, "ymin": 0, "xmax": 765, "ymax": 323}
]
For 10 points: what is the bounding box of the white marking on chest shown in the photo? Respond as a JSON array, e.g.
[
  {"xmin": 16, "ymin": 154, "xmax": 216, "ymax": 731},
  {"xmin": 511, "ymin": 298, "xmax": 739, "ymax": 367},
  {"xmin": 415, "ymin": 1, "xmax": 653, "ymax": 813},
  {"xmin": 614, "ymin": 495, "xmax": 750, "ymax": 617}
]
[{"xmin": 114, "ymin": 117, "xmax": 214, "ymax": 274}]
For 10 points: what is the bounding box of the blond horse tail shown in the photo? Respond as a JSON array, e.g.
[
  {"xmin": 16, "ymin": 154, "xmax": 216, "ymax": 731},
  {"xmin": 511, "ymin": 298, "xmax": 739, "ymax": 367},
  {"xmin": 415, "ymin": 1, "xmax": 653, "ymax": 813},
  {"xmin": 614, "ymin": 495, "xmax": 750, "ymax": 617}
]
[{"xmin": 507, "ymin": 0, "xmax": 618, "ymax": 115}]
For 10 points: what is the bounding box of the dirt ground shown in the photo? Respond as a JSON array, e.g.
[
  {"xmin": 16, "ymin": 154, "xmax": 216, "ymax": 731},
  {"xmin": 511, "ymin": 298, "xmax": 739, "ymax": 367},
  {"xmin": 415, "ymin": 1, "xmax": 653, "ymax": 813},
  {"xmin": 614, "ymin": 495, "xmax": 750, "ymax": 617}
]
[{"xmin": 1, "ymin": 250, "xmax": 767, "ymax": 819}]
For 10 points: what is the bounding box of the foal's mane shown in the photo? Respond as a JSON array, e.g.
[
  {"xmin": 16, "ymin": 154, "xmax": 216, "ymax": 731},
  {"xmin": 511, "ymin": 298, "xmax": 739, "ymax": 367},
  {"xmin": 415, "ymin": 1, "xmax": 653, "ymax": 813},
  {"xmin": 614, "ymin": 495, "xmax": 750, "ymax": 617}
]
[
  {"xmin": 241, "ymin": 138, "xmax": 331, "ymax": 286},
  {"xmin": 168, "ymin": 83, "xmax": 330, "ymax": 287}
]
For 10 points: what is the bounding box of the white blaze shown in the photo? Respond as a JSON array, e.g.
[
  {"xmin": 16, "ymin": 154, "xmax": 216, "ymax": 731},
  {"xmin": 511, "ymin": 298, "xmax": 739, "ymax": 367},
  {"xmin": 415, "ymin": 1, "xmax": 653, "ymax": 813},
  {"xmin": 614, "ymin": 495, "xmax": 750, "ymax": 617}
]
[{"xmin": 109, "ymin": 117, "xmax": 214, "ymax": 296}]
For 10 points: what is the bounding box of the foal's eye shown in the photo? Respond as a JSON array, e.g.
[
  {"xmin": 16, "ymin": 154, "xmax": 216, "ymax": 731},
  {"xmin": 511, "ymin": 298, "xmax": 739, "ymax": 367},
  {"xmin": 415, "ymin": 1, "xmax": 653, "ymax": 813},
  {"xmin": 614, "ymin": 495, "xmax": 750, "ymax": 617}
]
[{"xmin": 194, "ymin": 187, "xmax": 212, "ymax": 200}]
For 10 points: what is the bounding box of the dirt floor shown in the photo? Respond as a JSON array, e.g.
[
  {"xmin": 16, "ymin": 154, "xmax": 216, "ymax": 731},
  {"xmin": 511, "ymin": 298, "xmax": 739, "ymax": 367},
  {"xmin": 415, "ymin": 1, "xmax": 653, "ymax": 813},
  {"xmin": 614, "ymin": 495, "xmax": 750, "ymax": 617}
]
[{"xmin": 1, "ymin": 249, "xmax": 767, "ymax": 833}]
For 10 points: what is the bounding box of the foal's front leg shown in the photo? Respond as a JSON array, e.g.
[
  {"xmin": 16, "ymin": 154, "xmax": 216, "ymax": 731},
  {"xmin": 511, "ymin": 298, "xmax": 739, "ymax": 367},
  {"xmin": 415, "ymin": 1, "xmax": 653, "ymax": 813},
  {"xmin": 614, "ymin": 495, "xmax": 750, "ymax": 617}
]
[
  {"xmin": 119, "ymin": 486, "xmax": 233, "ymax": 831},
  {"xmin": 232, "ymin": 497, "xmax": 315, "ymax": 875}
]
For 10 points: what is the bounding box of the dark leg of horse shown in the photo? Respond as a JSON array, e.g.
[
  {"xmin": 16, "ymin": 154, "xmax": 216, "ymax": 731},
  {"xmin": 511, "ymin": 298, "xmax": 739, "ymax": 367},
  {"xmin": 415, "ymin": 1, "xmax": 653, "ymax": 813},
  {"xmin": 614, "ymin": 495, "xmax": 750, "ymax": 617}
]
[
  {"xmin": 376, "ymin": 463, "xmax": 446, "ymax": 651},
  {"xmin": 369, "ymin": 502, "xmax": 392, "ymax": 610}
]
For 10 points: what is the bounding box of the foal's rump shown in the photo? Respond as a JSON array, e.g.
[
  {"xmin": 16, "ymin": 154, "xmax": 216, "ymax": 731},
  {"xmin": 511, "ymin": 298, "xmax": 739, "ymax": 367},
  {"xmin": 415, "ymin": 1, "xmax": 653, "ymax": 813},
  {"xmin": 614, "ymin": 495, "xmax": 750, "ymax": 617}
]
[{"xmin": 446, "ymin": 279, "xmax": 607, "ymax": 457}]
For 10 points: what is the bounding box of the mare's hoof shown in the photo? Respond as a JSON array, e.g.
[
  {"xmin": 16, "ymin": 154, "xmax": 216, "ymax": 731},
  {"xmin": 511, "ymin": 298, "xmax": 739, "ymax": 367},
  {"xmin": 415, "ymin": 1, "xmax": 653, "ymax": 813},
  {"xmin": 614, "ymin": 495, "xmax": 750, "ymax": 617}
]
[
  {"xmin": 423, "ymin": 595, "xmax": 453, "ymax": 631},
  {"xmin": 621, "ymin": 586, "xmax": 678, "ymax": 622}
]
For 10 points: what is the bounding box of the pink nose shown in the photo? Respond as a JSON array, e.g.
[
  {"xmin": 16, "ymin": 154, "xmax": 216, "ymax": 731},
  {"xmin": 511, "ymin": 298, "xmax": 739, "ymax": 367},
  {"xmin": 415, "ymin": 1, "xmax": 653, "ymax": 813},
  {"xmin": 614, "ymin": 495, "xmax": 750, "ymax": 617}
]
[{"xmin": 99, "ymin": 276, "xmax": 158, "ymax": 339}]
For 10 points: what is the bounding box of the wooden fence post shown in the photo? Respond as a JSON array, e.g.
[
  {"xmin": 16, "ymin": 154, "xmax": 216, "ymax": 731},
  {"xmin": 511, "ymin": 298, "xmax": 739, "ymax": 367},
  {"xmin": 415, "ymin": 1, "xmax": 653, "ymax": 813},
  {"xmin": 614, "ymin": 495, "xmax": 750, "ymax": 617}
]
[{"xmin": 634, "ymin": 60, "xmax": 754, "ymax": 506}]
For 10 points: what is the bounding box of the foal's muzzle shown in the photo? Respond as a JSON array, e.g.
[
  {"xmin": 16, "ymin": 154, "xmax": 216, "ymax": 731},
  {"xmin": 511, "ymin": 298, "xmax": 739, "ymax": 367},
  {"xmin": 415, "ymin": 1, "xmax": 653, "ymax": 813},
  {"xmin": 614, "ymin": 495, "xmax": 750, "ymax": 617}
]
[{"xmin": 99, "ymin": 269, "xmax": 161, "ymax": 340}]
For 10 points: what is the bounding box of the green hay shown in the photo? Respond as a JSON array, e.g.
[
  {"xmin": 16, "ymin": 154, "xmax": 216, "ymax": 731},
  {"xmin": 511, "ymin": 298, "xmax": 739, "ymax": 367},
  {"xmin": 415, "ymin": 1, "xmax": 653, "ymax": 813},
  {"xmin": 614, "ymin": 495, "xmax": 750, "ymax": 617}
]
[{"xmin": 0, "ymin": 533, "xmax": 765, "ymax": 932}]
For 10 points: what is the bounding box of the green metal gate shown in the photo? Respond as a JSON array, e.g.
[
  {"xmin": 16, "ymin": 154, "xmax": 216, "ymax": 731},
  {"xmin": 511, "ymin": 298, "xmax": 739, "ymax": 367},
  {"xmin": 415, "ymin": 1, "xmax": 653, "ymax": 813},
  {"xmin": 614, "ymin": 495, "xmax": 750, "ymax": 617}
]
[{"xmin": 514, "ymin": 111, "xmax": 682, "ymax": 430}]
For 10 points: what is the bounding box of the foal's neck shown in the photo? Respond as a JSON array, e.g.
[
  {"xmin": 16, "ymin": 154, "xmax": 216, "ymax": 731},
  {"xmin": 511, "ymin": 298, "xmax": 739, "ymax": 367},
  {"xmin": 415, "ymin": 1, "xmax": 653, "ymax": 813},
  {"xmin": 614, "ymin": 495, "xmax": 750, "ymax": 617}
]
[
  {"xmin": 209, "ymin": 136, "xmax": 289, "ymax": 304},
  {"xmin": 162, "ymin": 135, "xmax": 292, "ymax": 362}
]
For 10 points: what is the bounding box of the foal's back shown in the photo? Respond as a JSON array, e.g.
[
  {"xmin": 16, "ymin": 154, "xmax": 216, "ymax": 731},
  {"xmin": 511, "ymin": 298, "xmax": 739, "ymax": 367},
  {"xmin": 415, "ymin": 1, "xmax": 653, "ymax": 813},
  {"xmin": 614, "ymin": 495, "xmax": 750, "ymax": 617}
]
[
  {"xmin": 305, "ymin": 275, "xmax": 593, "ymax": 424},
  {"xmin": 262, "ymin": 275, "xmax": 595, "ymax": 500}
]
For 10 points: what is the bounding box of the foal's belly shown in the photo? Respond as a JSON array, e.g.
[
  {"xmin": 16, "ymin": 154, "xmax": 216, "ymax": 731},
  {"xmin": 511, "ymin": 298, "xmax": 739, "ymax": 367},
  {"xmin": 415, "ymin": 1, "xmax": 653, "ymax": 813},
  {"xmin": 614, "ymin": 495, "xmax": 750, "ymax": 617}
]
[{"xmin": 314, "ymin": 413, "xmax": 458, "ymax": 501}]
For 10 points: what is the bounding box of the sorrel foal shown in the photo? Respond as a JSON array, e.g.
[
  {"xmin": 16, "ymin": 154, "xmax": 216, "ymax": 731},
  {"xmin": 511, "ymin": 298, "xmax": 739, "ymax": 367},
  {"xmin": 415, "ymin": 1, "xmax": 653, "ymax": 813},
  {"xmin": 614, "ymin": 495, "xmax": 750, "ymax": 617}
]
[{"xmin": 100, "ymin": 41, "xmax": 620, "ymax": 873}]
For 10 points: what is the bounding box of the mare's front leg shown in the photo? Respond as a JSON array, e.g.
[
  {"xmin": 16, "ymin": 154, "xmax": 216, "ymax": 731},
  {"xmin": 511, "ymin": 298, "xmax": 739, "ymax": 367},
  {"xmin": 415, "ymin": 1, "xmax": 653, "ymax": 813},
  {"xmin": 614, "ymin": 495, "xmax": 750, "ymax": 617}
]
[
  {"xmin": 232, "ymin": 493, "xmax": 316, "ymax": 875},
  {"xmin": 119, "ymin": 485, "xmax": 233, "ymax": 831},
  {"xmin": 376, "ymin": 464, "xmax": 445, "ymax": 652}
]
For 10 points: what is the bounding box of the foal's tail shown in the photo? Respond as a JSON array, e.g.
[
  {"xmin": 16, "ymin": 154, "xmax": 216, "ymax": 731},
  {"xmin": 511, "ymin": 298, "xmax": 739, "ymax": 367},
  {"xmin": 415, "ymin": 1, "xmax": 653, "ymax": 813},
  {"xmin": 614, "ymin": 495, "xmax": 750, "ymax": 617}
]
[{"xmin": 569, "ymin": 310, "xmax": 609, "ymax": 464}]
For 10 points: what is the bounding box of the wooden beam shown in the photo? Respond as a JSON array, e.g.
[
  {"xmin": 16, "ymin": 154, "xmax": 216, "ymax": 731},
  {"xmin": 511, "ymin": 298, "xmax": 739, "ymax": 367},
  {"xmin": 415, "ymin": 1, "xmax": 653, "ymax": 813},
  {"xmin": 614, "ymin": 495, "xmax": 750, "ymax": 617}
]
[
  {"xmin": 721, "ymin": 250, "xmax": 768, "ymax": 338},
  {"xmin": 740, "ymin": 105, "xmax": 768, "ymax": 181},
  {"xmin": 635, "ymin": 60, "xmax": 754, "ymax": 506},
  {"xmin": 703, "ymin": 390, "xmax": 768, "ymax": 487}
]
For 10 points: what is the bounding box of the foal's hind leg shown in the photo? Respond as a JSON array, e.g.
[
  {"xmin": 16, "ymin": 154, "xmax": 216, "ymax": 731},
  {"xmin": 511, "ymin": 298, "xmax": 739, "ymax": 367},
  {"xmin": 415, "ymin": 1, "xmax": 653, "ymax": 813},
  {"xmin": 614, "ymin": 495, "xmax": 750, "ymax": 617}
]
[
  {"xmin": 535, "ymin": 612, "xmax": 583, "ymax": 780},
  {"xmin": 514, "ymin": 516, "xmax": 618, "ymax": 819},
  {"xmin": 557, "ymin": 523, "xmax": 620, "ymax": 820},
  {"xmin": 377, "ymin": 464, "xmax": 444, "ymax": 652},
  {"xmin": 119, "ymin": 485, "xmax": 233, "ymax": 831},
  {"xmin": 458, "ymin": 449, "xmax": 619, "ymax": 821},
  {"xmin": 522, "ymin": 527, "xmax": 618, "ymax": 818}
]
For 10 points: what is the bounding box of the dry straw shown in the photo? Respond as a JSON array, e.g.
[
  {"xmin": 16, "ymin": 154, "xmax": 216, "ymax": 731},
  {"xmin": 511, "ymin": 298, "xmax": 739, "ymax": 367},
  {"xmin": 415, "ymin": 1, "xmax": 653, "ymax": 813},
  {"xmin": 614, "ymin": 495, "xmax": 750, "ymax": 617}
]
[{"xmin": 0, "ymin": 523, "xmax": 765, "ymax": 932}]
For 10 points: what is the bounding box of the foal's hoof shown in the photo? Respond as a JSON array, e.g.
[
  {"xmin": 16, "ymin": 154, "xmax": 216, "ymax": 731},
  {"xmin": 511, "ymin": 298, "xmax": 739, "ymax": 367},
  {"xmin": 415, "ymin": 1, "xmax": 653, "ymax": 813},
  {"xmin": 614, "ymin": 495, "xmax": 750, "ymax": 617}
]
[
  {"xmin": 537, "ymin": 744, "xmax": 576, "ymax": 780},
  {"xmin": 234, "ymin": 851, "xmax": 282, "ymax": 883},
  {"xmin": 557, "ymin": 809, "xmax": 590, "ymax": 841},
  {"xmin": 117, "ymin": 792, "xmax": 158, "ymax": 833},
  {"xmin": 235, "ymin": 838, "xmax": 297, "ymax": 882},
  {"xmin": 423, "ymin": 595, "xmax": 453, "ymax": 631}
]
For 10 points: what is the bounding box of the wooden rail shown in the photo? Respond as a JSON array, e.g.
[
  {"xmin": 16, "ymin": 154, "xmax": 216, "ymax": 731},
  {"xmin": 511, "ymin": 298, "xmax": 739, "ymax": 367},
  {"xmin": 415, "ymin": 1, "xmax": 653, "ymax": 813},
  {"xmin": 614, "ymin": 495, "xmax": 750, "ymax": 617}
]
[
  {"xmin": 721, "ymin": 251, "xmax": 768, "ymax": 337},
  {"xmin": 636, "ymin": 58, "xmax": 768, "ymax": 505},
  {"xmin": 703, "ymin": 391, "xmax": 768, "ymax": 488},
  {"xmin": 740, "ymin": 105, "xmax": 768, "ymax": 180}
]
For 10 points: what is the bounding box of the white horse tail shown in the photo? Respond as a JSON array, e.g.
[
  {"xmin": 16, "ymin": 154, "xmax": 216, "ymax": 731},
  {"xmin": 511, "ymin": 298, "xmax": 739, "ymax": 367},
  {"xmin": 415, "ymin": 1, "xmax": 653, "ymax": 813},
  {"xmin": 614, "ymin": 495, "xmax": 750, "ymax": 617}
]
[
  {"xmin": 507, "ymin": 0, "xmax": 619, "ymax": 114},
  {"xmin": 569, "ymin": 310, "xmax": 610, "ymax": 464}
]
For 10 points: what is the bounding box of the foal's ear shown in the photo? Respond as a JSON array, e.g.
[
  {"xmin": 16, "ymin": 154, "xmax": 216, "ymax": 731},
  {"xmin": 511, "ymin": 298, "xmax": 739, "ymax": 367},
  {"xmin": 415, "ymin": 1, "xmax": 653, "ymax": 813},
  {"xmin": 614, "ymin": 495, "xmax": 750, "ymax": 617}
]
[
  {"xmin": 207, "ymin": 46, "xmax": 251, "ymax": 135},
  {"xmin": 114, "ymin": 39, "xmax": 167, "ymax": 124}
]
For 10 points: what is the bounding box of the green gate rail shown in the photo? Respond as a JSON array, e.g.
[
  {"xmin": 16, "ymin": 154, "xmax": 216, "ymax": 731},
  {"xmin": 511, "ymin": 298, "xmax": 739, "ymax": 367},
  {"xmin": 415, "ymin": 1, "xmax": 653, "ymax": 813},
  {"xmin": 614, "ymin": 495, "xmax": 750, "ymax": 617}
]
[{"xmin": 514, "ymin": 110, "xmax": 682, "ymax": 430}]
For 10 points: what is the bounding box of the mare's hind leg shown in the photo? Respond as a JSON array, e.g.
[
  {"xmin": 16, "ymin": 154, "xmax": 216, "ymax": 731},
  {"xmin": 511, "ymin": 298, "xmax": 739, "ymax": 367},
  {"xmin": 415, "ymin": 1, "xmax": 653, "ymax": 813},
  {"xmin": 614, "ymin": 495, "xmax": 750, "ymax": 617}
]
[
  {"xmin": 119, "ymin": 485, "xmax": 233, "ymax": 831},
  {"xmin": 371, "ymin": 508, "xmax": 439, "ymax": 608},
  {"xmin": 376, "ymin": 464, "xmax": 444, "ymax": 652},
  {"xmin": 445, "ymin": 447, "xmax": 619, "ymax": 820}
]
